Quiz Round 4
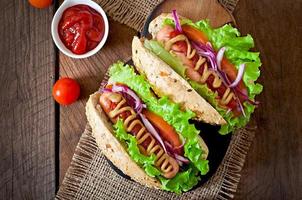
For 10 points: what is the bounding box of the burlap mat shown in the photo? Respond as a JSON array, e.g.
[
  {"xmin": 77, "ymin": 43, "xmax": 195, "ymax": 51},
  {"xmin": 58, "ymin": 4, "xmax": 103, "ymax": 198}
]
[
  {"xmin": 56, "ymin": 124, "xmax": 254, "ymax": 199},
  {"xmin": 92, "ymin": 0, "xmax": 238, "ymax": 31},
  {"xmin": 55, "ymin": 0, "xmax": 255, "ymax": 199}
]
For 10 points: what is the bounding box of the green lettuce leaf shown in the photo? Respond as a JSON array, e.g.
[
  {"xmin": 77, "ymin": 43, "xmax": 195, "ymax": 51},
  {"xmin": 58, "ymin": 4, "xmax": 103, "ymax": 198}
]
[
  {"xmin": 190, "ymin": 81, "xmax": 254, "ymax": 134},
  {"xmin": 144, "ymin": 39, "xmax": 186, "ymax": 77},
  {"xmin": 109, "ymin": 62, "xmax": 208, "ymax": 193},
  {"xmin": 114, "ymin": 119, "xmax": 200, "ymax": 193},
  {"xmin": 114, "ymin": 119, "xmax": 161, "ymax": 178},
  {"xmin": 145, "ymin": 18, "xmax": 263, "ymax": 134}
]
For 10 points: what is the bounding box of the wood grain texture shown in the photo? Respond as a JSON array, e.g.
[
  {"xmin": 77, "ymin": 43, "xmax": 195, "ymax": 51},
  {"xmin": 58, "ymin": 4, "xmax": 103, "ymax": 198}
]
[
  {"xmin": 59, "ymin": 19, "xmax": 136, "ymax": 184},
  {"xmin": 59, "ymin": 0, "xmax": 302, "ymax": 199},
  {"xmin": 0, "ymin": 0, "xmax": 56, "ymax": 199},
  {"xmin": 233, "ymin": 0, "xmax": 302, "ymax": 199}
]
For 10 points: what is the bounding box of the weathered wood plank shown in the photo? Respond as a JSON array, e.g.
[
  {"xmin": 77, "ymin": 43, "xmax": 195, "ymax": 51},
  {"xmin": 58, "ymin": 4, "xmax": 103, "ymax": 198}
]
[
  {"xmin": 0, "ymin": 1, "xmax": 56, "ymax": 199},
  {"xmin": 234, "ymin": 0, "xmax": 302, "ymax": 199}
]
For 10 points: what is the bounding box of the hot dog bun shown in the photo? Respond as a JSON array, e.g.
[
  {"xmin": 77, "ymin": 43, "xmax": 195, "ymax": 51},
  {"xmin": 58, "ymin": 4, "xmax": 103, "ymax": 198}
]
[
  {"xmin": 86, "ymin": 91, "xmax": 209, "ymax": 188},
  {"xmin": 86, "ymin": 92, "xmax": 161, "ymax": 189},
  {"xmin": 148, "ymin": 13, "xmax": 175, "ymax": 39},
  {"xmin": 132, "ymin": 36, "xmax": 226, "ymax": 125}
]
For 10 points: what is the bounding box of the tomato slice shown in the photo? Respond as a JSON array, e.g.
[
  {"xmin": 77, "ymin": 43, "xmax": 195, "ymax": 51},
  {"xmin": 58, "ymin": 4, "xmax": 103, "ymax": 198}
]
[
  {"xmin": 182, "ymin": 25, "xmax": 209, "ymax": 44},
  {"xmin": 142, "ymin": 110, "xmax": 183, "ymax": 154},
  {"xmin": 221, "ymin": 58, "xmax": 247, "ymax": 96}
]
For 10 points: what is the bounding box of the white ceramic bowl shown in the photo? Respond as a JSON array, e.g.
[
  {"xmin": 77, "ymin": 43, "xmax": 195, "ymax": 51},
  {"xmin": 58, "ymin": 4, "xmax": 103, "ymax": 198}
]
[{"xmin": 51, "ymin": 0, "xmax": 109, "ymax": 59}]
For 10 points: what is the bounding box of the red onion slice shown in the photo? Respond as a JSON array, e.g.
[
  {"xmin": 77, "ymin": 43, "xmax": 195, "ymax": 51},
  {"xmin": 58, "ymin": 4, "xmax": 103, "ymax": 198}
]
[
  {"xmin": 223, "ymin": 76, "xmax": 247, "ymax": 116},
  {"xmin": 174, "ymin": 143, "xmax": 184, "ymax": 151},
  {"xmin": 164, "ymin": 141, "xmax": 189, "ymax": 164},
  {"xmin": 164, "ymin": 141, "xmax": 172, "ymax": 149},
  {"xmin": 164, "ymin": 141, "xmax": 174, "ymax": 157},
  {"xmin": 226, "ymin": 108, "xmax": 232, "ymax": 115},
  {"xmin": 111, "ymin": 84, "xmax": 144, "ymax": 113},
  {"xmin": 216, "ymin": 47, "xmax": 226, "ymax": 70},
  {"xmin": 190, "ymin": 42, "xmax": 249, "ymax": 116},
  {"xmin": 101, "ymin": 87, "xmax": 112, "ymax": 93},
  {"xmin": 176, "ymin": 160, "xmax": 183, "ymax": 166},
  {"xmin": 164, "ymin": 140, "xmax": 185, "ymax": 154},
  {"xmin": 139, "ymin": 113, "xmax": 167, "ymax": 153},
  {"xmin": 192, "ymin": 42, "xmax": 217, "ymax": 70},
  {"xmin": 172, "ymin": 9, "xmax": 182, "ymax": 33},
  {"xmin": 206, "ymin": 42, "xmax": 213, "ymax": 48},
  {"xmin": 228, "ymin": 64, "xmax": 245, "ymax": 88},
  {"xmin": 237, "ymin": 98, "xmax": 246, "ymax": 117},
  {"xmin": 174, "ymin": 153, "xmax": 190, "ymax": 164},
  {"xmin": 235, "ymin": 88, "xmax": 259, "ymax": 105},
  {"xmin": 102, "ymin": 84, "xmax": 146, "ymax": 113}
]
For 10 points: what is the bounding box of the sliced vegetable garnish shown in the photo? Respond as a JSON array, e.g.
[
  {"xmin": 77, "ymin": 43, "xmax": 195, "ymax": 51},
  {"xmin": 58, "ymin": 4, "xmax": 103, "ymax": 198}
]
[
  {"xmin": 174, "ymin": 153, "xmax": 190, "ymax": 164},
  {"xmin": 142, "ymin": 109, "xmax": 182, "ymax": 152},
  {"xmin": 192, "ymin": 41, "xmax": 247, "ymax": 116},
  {"xmin": 139, "ymin": 113, "xmax": 168, "ymax": 153},
  {"xmin": 228, "ymin": 64, "xmax": 245, "ymax": 88},
  {"xmin": 192, "ymin": 42, "xmax": 218, "ymax": 70},
  {"xmin": 216, "ymin": 47, "xmax": 226, "ymax": 70},
  {"xmin": 164, "ymin": 17, "xmax": 262, "ymax": 98},
  {"xmin": 103, "ymin": 84, "xmax": 145, "ymax": 113},
  {"xmin": 159, "ymin": 18, "xmax": 263, "ymax": 134},
  {"xmin": 172, "ymin": 9, "xmax": 182, "ymax": 33}
]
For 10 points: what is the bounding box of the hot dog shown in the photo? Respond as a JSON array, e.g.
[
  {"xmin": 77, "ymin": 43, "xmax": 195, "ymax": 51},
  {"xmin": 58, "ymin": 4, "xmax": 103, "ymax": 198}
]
[
  {"xmin": 86, "ymin": 62, "xmax": 209, "ymax": 193},
  {"xmin": 157, "ymin": 26, "xmax": 238, "ymax": 110},
  {"xmin": 99, "ymin": 91, "xmax": 179, "ymax": 178},
  {"xmin": 132, "ymin": 11, "xmax": 262, "ymax": 134}
]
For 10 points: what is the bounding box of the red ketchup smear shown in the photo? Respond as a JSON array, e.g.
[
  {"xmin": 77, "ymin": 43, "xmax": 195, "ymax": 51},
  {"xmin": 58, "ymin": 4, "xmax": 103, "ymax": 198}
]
[{"xmin": 58, "ymin": 5, "xmax": 105, "ymax": 55}]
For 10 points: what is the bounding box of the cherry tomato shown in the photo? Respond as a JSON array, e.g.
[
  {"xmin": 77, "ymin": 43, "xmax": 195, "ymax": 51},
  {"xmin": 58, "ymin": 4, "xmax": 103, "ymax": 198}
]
[
  {"xmin": 28, "ymin": 0, "xmax": 52, "ymax": 9},
  {"xmin": 52, "ymin": 78, "xmax": 80, "ymax": 105},
  {"xmin": 142, "ymin": 109, "xmax": 183, "ymax": 155}
]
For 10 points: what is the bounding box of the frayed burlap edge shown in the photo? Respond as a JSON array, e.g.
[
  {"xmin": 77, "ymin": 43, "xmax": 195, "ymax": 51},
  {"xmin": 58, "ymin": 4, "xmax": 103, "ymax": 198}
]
[
  {"xmin": 218, "ymin": 0, "xmax": 239, "ymax": 13},
  {"xmin": 95, "ymin": 0, "xmax": 239, "ymax": 31},
  {"xmin": 95, "ymin": 0, "xmax": 164, "ymax": 31}
]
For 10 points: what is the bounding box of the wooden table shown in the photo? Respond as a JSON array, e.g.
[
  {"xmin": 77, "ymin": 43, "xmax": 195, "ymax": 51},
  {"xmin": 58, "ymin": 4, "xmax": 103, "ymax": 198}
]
[{"xmin": 1, "ymin": 0, "xmax": 301, "ymax": 199}]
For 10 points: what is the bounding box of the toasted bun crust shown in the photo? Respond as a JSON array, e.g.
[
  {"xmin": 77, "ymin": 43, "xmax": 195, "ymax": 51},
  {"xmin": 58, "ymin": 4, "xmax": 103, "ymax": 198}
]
[
  {"xmin": 132, "ymin": 36, "xmax": 226, "ymax": 125},
  {"xmin": 86, "ymin": 92, "xmax": 161, "ymax": 189},
  {"xmin": 149, "ymin": 13, "xmax": 175, "ymax": 38}
]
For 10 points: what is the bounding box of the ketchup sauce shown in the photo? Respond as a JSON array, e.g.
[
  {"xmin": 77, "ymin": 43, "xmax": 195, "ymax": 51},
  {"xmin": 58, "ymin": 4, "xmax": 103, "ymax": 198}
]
[{"xmin": 58, "ymin": 5, "xmax": 105, "ymax": 55}]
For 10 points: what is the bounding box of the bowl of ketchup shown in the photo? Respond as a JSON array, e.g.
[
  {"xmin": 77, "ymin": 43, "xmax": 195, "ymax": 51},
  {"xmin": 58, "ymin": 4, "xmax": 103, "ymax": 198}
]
[{"xmin": 51, "ymin": 0, "xmax": 109, "ymax": 58}]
